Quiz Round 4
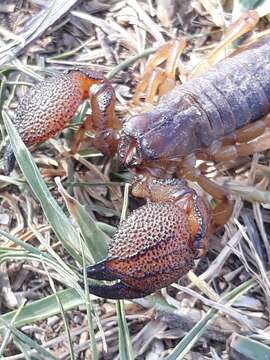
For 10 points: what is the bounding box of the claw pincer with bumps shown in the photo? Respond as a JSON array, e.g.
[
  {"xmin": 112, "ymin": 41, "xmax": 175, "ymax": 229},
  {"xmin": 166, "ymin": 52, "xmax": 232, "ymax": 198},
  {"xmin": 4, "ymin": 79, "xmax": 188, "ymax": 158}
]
[
  {"xmin": 86, "ymin": 178, "xmax": 210, "ymax": 299},
  {"xmin": 4, "ymin": 69, "xmax": 119, "ymax": 175}
]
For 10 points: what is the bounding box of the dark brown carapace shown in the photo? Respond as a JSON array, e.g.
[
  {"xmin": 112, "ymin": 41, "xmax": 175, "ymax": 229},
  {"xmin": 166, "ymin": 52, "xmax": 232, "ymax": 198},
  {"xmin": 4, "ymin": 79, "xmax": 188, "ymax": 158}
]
[
  {"xmin": 86, "ymin": 178, "xmax": 210, "ymax": 299},
  {"xmin": 120, "ymin": 36, "xmax": 270, "ymax": 169},
  {"xmin": 118, "ymin": 34, "xmax": 270, "ymax": 233}
]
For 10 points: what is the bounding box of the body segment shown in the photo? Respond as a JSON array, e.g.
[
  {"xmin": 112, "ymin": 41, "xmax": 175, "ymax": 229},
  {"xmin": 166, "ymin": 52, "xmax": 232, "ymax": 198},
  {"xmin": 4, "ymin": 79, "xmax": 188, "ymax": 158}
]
[{"xmin": 120, "ymin": 36, "xmax": 270, "ymax": 166}]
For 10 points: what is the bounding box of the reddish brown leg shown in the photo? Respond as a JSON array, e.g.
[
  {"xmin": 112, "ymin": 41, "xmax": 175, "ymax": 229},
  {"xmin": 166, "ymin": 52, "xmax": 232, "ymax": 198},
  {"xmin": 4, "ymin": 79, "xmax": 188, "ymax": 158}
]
[
  {"xmin": 207, "ymin": 115, "xmax": 270, "ymax": 162},
  {"xmin": 234, "ymin": 114, "xmax": 270, "ymax": 156},
  {"xmin": 189, "ymin": 115, "xmax": 270, "ymax": 229},
  {"xmin": 179, "ymin": 167, "xmax": 233, "ymax": 232},
  {"xmin": 71, "ymin": 78, "xmax": 120, "ymax": 156},
  {"xmin": 191, "ymin": 10, "xmax": 259, "ymax": 77},
  {"xmin": 235, "ymin": 119, "xmax": 267, "ymax": 143},
  {"xmin": 236, "ymin": 131, "xmax": 270, "ymax": 157},
  {"xmin": 71, "ymin": 115, "xmax": 93, "ymax": 154},
  {"xmin": 133, "ymin": 39, "xmax": 186, "ymax": 104},
  {"xmin": 159, "ymin": 38, "xmax": 186, "ymax": 95},
  {"xmin": 196, "ymin": 174, "xmax": 233, "ymax": 232},
  {"xmin": 212, "ymin": 133, "xmax": 270, "ymax": 162},
  {"xmin": 145, "ymin": 68, "xmax": 165, "ymax": 104}
]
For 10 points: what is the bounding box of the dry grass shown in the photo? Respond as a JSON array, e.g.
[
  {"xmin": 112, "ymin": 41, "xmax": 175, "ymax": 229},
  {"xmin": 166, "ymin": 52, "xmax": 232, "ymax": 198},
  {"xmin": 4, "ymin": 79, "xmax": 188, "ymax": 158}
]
[{"xmin": 0, "ymin": 0, "xmax": 270, "ymax": 359}]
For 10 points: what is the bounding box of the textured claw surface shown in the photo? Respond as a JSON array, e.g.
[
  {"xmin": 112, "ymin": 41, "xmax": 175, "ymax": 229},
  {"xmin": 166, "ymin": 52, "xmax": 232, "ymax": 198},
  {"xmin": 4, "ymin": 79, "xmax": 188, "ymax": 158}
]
[
  {"xmin": 3, "ymin": 71, "xmax": 87, "ymax": 174},
  {"xmin": 14, "ymin": 71, "xmax": 87, "ymax": 147},
  {"xmin": 87, "ymin": 197, "xmax": 208, "ymax": 299},
  {"xmin": 4, "ymin": 69, "xmax": 118, "ymax": 174}
]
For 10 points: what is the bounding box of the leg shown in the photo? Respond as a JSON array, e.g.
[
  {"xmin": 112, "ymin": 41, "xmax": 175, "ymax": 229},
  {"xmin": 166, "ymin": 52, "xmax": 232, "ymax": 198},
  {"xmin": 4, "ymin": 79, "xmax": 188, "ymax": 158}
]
[
  {"xmin": 133, "ymin": 38, "xmax": 186, "ymax": 104},
  {"xmin": 191, "ymin": 10, "xmax": 259, "ymax": 77},
  {"xmin": 70, "ymin": 115, "xmax": 93, "ymax": 154},
  {"xmin": 189, "ymin": 115, "xmax": 270, "ymax": 228},
  {"xmin": 71, "ymin": 81, "xmax": 120, "ymax": 156},
  {"xmin": 132, "ymin": 41, "xmax": 173, "ymax": 104},
  {"xmin": 235, "ymin": 119, "xmax": 267, "ymax": 143},
  {"xmin": 145, "ymin": 68, "xmax": 165, "ymax": 104},
  {"xmin": 211, "ymin": 133, "xmax": 270, "ymax": 162},
  {"xmin": 159, "ymin": 38, "xmax": 187, "ymax": 95},
  {"xmin": 229, "ymin": 114, "xmax": 270, "ymax": 157},
  {"xmin": 179, "ymin": 167, "xmax": 233, "ymax": 232},
  {"xmin": 207, "ymin": 115, "xmax": 270, "ymax": 162},
  {"xmin": 196, "ymin": 174, "xmax": 233, "ymax": 232},
  {"xmin": 236, "ymin": 131, "xmax": 270, "ymax": 157},
  {"xmin": 198, "ymin": 115, "xmax": 270, "ymax": 164}
]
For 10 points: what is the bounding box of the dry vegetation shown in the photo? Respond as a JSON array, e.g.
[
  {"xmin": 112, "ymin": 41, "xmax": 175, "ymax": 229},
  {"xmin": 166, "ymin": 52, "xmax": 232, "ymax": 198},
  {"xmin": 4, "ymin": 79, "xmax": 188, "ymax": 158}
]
[{"xmin": 0, "ymin": 0, "xmax": 270, "ymax": 359}]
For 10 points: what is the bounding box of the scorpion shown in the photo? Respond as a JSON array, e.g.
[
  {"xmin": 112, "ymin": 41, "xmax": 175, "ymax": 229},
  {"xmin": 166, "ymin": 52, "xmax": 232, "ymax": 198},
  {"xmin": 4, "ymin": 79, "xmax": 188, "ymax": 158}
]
[{"xmin": 3, "ymin": 11, "xmax": 270, "ymax": 299}]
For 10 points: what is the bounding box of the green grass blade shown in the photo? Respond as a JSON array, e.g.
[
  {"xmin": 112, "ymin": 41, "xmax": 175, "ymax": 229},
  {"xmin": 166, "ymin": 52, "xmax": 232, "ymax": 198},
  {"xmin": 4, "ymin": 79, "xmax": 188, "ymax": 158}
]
[
  {"xmin": 229, "ymin": 334, "xmax": 270, "ymax": 359},
  {"xmin": 165, "ymin": 278, "xmax": 257, "ymax": 359},
  {"xmin": 1, "ymin": 317, "xmax": 58, "ymax": 360},
  {"xmin": 0, "ymin": 229, "xmax": 51, "ymax": 256},
  {"xmin": 81, "ymin": 236, "xmax": 98, "ymax": 360},
  {"xmin": 0, "ymin": 230, "xmax": 80, "ymax": 286},
  {"xmin": 116, "ymin": 300, "xmax": 134, "ymax": 360},
  {"xmin": 0, "ymin": 0, "xmax": 79, "ymax": 67},
  {"xmin": 56, "ymin": 177, "xmax": 108, "ymax": 262},
  {"xmin": 44, "ymin": 263, "xmax": 75, "ymax": 360},
  {"xmin": 0, "ymin": 288, "xmax": 82, "ymax": 334},
  {"xmin": 13, "ymin": 339, "xmax": 33, "ymax": 360},
  {"xmin": 0, "ymin": 300, "xmax": 26, "ymax": 357}
]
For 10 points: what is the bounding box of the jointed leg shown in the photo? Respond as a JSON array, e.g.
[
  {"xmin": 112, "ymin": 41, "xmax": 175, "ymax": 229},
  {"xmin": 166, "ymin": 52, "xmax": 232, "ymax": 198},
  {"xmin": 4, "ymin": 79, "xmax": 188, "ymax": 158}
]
[
  {"xmin": 205, "ymin": 114, "xmax": 270, "ymax": 163},
  {"xmin": 196, "ymin": 114, "xmax": 270, "ymax": 164},
  {"xmin": 133, "ymin": 38, "xmax": 186, "ymax": 104},
  {"xmin": 179, "ymin": 166, "xmax": 233, "ymax": 232},
  {"xmin": 187, "ymin": 114, "xmax": 270, "ymax": 229},
  {"xmin": 236, "ymin": 131, "xmax": 270, "ymax": 157},
  {"xmin": 133, "ymin": 41, "xmax": 175, "ymax": 104},
  {"xmin": 191, "ymin": 10, "xmax": 259, "ymax": 77},
  {"xmin": 145, "ymin": 68, "xmax": 165, "ymax": 104},
  {"xmin": 71, "ymin": 115, "xmax": 93, "ymax": 154},
  {"xmin": 71, "ymin": 80, "xmax": 120, "ymax": 156},
  {"xmin": 195, "ymin": 174, "xmax": 233, "ymax": 232},
  {"xmin": 159, "ymin": 38, "xmax": 187, "ymax": 95}
]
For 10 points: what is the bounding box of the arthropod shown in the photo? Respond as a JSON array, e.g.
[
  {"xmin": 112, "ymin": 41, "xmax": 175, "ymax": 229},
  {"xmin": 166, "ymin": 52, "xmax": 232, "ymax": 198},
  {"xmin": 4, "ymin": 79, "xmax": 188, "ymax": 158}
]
[{"xmin": 4, "ymin": 13, "xmax": 270, "ymax": 298}]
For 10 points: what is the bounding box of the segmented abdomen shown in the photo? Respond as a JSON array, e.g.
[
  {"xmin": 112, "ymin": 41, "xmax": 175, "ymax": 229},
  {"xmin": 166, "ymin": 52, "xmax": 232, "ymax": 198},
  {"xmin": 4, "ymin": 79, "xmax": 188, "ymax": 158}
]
[
  {"xmin": 184, "ymin": 37, "xmax": 270, "ymax": 142},
  {"xmin": 154, "ymin": 36, "xmax": 270, "ymax": 155}
]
